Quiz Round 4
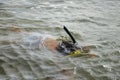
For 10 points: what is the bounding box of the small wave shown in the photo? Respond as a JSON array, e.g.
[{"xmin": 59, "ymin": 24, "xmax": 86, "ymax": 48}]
[
  {"xmin": 0, "ymin": 60, "xmax": 6, "ymax": 75},
  {"xmin": 69, "ymin": 18, "xmax": 107, "ymax": 26}
]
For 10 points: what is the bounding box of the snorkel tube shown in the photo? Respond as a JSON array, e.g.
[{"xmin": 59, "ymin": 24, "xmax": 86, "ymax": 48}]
[{"xmin": 63, "ymin": 26, "xmax": 77, "ymax": 45}]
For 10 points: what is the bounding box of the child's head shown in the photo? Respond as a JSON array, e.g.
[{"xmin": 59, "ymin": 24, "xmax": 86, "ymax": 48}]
[{"xmin": 56, "ymin": 40, "xmax": 90, "ymax": 55}]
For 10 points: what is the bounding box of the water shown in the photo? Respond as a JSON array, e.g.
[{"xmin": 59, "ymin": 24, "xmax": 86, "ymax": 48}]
[{"xmin": 0, "ymin": 0, "xmax": 120, "ymax": 80}]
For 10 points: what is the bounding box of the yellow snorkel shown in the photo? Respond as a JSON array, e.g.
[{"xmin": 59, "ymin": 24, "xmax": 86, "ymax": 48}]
[
  {"xmin": 69, "ymin": 50, "xmax": 81, "ymax": 57},
  {"xmin": 68, "ymin": 49, "xmax": 90, "ymax": 57}
]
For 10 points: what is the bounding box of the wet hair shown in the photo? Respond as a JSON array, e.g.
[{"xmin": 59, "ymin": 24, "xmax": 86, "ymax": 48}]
[{"xmin": 56, "ymin": 40, "xmax": 90, "ymax": 55}]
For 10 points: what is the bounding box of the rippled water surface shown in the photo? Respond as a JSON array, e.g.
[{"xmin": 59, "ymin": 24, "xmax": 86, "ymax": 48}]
[{"xmin": 0, "ymin": 0, "xmax": 120, "ymax": 80}]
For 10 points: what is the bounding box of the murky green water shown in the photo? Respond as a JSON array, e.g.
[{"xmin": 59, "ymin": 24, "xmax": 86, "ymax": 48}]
[{"xmin": 0, "ymin": 0, "xmax": 120, "ymax": 80}]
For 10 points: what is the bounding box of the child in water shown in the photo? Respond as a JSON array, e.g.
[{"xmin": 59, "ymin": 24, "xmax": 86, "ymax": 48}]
[{"xmin": 11, "ymin": 26, "xmax": 97, "ymax": 58}]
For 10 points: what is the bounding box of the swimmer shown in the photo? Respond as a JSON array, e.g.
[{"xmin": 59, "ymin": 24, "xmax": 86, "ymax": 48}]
[{"xmin": 10, "ymin": 26, "xmax": 97, "ymax": 58}]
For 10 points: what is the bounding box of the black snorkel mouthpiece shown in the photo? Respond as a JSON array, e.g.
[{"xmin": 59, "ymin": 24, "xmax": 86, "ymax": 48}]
[{"xmin": 63, "ymin": 26, "xmax": 77, "ymax": 45}]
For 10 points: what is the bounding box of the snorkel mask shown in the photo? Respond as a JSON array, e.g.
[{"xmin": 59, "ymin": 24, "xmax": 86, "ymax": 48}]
[
  {"xmin": 56, "ymin": 40, "xmax": 80, "ymax": 55},
  {"xmin": 56, "ymin": 40, "xmax": 90, "ymax": 57},
  {"xmin": 56, "ymin": 26, "xmax": 89, "ymax": 57}
]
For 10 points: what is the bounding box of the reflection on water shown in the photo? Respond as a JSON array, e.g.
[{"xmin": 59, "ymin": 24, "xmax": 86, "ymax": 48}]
[{"xmin": 0, "ymin": 0, "xmax": 120, "ymax": 80}]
